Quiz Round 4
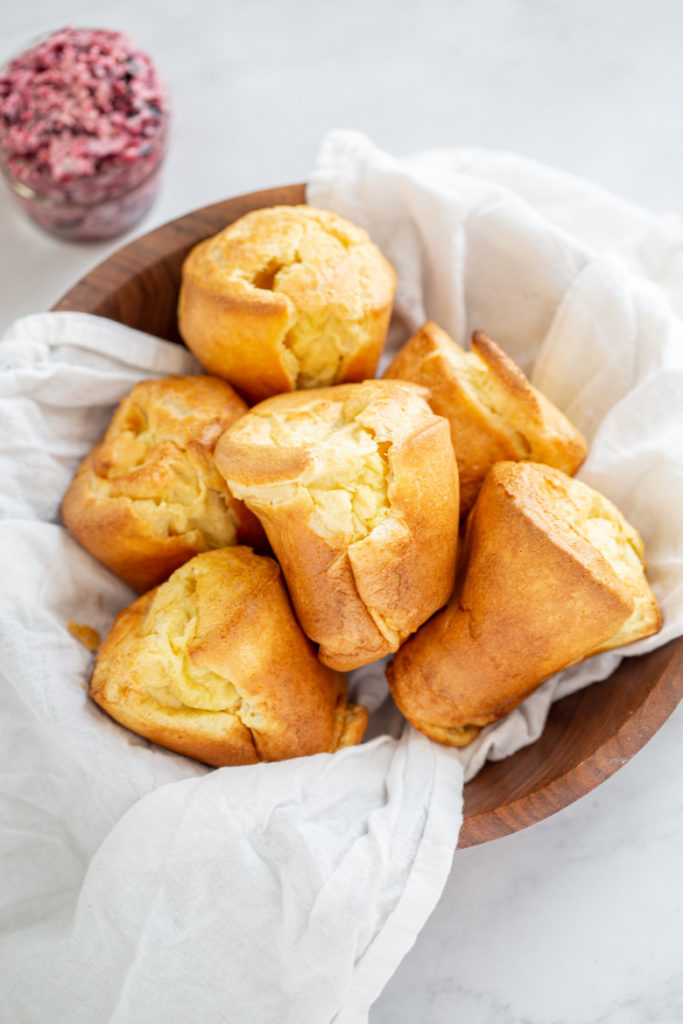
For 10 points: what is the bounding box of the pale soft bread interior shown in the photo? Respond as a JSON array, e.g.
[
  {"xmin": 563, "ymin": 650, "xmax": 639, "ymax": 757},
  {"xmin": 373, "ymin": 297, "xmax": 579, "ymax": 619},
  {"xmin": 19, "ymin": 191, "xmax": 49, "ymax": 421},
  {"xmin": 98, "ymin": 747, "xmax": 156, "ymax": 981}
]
[
  {"xmin": 225, "ymin": 395, "xmax": 395, "ymax": 647},
  {"xmin": 91, "ymin": 548, "xmax": 368, "ymax": 763},
  {"xmin": 229, "ymin": 393, "xmax": 392, "ymax": 546},
  {"xmin": 113, "ymin": 550, "xmax": 259, "ymax": 727},
  {"xmin": 335, "ymin": 704, "xmax": 370, "ymax": 749},
  {"xmin": 383, "ymin": 323, "xmax": 586, "ymax": 520},
  {"xmin": 445, "ymin": 331, "xmax": 576, "ymax": 461},
  {"xmin": 203, "ymin": 207, "xmax": 392, "ymax": 389},
  {"xmin": 216, "ymin": 382, "xmax": 459, "ymax": 666},
  {"xmin": 537, "ymin": 471, "xmax": 661, "ymax": 652},
  {"xmin": 93, "ymin": 390, "xmax": 238, "ymax": 549}
]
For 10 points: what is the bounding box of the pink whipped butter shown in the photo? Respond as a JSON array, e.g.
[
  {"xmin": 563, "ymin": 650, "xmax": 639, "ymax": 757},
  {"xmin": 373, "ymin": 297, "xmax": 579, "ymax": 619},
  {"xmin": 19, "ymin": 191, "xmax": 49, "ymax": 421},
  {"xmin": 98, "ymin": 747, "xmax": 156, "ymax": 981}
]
[{"xmin": 0, "ymin": 27, "xmax": 168, "ymax": 240}]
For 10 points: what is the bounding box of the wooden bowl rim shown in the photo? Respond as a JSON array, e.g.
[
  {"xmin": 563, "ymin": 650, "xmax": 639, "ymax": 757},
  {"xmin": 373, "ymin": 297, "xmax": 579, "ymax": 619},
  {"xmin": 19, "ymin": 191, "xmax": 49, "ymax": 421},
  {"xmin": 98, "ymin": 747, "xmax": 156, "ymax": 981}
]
[{"xmin": 52, "ymin": 184, "xmax": 683, "ymax": 849}]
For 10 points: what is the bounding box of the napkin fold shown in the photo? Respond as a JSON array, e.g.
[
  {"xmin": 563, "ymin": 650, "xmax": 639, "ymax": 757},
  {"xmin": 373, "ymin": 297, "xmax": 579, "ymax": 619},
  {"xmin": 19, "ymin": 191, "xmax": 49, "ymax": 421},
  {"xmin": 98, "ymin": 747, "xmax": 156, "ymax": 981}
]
[{"xmin": 1, "ymin": 132, "xmax": 683, "ymax": 1023}]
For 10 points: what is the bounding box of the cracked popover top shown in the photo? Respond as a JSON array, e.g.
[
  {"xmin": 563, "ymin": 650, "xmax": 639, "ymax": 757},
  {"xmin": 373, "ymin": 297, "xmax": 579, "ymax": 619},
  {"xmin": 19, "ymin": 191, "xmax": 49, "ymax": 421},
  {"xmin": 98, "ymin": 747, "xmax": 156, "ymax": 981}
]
[
  {"xmin": 214, "ymin": 379, "xmax": 460, "ymax": 671},
  {"xmin": 61, "ymin": 375, "xmax": 263, "ymax": 592},
  {"xmin": 177, "ymin": 205, "xmax": 396, "ymax": 402}
]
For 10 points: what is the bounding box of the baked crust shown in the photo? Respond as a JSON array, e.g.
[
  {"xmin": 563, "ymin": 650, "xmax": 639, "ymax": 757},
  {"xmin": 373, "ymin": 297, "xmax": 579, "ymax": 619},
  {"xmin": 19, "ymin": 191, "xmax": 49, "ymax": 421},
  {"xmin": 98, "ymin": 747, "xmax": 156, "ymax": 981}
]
[
  {"xmin": 214, "ymin": 380, "xmax": 460, "ymax": 671},
  {"xmin": 61, "ymin": 375, "xmax": 264, "ymax": 592},
  {"xmin": 388, "ymin": 461, "xmax": 662, "ymax": 745},
  {"xmin": 90, "ymin": 547, "xmax": 367, "ymax": 765},
  {"xmin": 178, "ymin": 205, "xmax": 396, "ymax": 402},
  {"xmin": 383, "ymin": 321, "xmax": 587, "ymax": 516}
]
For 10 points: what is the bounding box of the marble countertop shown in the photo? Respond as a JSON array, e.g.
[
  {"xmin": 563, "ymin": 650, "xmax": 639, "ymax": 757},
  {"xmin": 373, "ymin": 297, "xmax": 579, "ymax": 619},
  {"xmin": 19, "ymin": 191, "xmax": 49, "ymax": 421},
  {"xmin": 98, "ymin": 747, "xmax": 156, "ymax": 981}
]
[{"xmin": 2, "ymin": 2, "xmax": 682, "ymax": 1021}]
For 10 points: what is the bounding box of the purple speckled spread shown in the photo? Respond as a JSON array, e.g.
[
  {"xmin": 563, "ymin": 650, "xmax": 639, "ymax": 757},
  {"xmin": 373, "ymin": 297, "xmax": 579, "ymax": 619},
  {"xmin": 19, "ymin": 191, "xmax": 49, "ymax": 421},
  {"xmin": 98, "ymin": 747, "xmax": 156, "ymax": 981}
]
[{"xmin": 0, "ymin": 26, "xmax": 167, "ymax": 217}]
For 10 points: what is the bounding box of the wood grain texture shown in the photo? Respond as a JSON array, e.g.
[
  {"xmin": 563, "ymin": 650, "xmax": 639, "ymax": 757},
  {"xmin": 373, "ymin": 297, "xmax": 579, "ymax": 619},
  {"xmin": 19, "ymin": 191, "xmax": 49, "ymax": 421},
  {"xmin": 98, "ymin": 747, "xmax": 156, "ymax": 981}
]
[{"xmin": 53, "ymin": 184, "xmax": 683, "ymax": 849}]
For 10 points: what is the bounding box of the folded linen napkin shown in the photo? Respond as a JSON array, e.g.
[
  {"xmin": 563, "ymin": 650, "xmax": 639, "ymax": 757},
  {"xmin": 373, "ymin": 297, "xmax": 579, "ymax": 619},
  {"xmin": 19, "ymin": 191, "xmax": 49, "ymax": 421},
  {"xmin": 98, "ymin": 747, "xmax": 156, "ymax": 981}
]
[{"xmin": 1, "ymin": 131, "xmax": 683, "ymax": 1023}]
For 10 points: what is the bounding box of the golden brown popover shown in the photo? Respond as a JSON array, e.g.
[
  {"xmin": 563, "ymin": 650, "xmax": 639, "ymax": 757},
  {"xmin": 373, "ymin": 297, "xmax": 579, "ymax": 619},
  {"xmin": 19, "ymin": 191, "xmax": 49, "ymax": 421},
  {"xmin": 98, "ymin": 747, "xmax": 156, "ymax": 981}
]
[
  {"xmin": 90, "ymin": 547, "xmax": 368, "ymax": 765},
  {"xmin": 214, "ymin": 379, "xmax": 460, "ymax": 671},
  {"xmin": 387, "ymin": 461, "xmax": 662, "ymax": 746},
  {"xmin": 178, "ymin": 205, "xmax": 396, "ymax": 402}
]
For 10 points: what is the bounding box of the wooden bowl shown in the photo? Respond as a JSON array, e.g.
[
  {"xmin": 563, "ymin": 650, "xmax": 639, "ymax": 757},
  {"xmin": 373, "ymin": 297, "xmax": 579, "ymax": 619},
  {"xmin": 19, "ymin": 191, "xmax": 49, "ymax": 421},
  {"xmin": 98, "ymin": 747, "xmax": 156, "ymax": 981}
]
[{"xmin": 53, "ymin": 184, "xmax": 683, "ymax": 849}]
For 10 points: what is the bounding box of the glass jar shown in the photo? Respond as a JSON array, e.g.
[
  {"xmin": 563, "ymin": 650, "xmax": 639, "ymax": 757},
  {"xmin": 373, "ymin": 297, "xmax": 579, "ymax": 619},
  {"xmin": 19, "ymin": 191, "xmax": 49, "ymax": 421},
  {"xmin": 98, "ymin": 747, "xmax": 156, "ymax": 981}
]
[{"xmin": 0, "ymin": 27, "xmax": 169, "ymax": 242}]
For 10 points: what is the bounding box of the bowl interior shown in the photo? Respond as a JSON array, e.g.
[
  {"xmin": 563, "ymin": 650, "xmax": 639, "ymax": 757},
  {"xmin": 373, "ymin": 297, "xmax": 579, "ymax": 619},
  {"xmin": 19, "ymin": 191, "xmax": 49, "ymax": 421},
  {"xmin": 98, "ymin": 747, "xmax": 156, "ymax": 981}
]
[{"xmin": 53, "ymin": 184, "xmax": 683, "ymax": 849}]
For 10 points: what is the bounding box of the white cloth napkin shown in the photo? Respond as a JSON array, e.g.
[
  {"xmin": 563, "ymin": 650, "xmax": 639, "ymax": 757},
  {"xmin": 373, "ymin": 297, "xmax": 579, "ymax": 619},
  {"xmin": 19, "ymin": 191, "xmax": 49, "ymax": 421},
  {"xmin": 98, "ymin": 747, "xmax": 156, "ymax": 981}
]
[{"xmin": 1, "ymin": 132, "xmax": 683, "ymax": 1024}]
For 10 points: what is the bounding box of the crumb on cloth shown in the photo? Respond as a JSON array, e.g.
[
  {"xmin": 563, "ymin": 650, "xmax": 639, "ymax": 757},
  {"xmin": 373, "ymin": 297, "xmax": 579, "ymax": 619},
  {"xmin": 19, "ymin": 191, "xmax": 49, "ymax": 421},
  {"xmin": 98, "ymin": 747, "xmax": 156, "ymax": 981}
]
[{"xmin": 67, "ymin": 620, "xmax": 100, "ymax": 652}]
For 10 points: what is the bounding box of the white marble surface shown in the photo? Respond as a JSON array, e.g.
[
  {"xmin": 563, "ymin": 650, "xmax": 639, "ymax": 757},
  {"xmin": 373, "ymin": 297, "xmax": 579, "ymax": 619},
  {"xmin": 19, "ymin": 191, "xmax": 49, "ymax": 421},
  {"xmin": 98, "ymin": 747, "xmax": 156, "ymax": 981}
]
[{"xmin": 1, "ymin": 1, "xmax": 682, "ymax": 1021}]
